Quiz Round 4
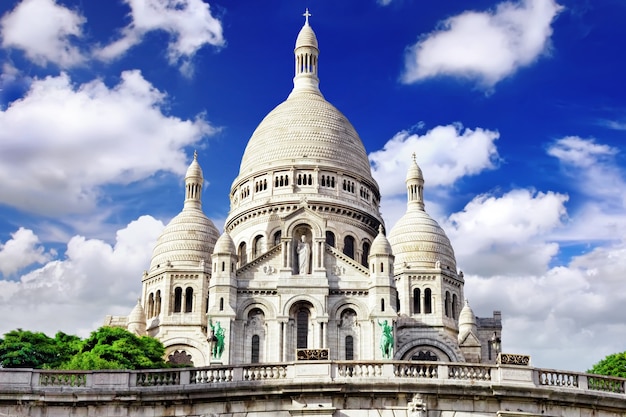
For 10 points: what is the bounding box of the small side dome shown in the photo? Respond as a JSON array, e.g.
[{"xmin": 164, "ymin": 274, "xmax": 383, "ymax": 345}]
[
  {"xmin": 458, "ymin": 299, "xmax": 476, "ymax": 327},
  {"xmin": 213, "ymin": 231, "xmax": 236, "ymax": 255},
  {"xmin": 127, "ymin": 299, "xmax": 147, "ymax": 336},
  {"xmin": 370, "ymin": 225, "xmax": 392, "ymax": 256}
]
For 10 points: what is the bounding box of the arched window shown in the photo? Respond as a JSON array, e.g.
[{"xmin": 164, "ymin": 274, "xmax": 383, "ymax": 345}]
[
  {"xmin": 326, "ymin": 231, "xmax": 335, "ymax": 247},
  {"xmin": 381, "ymin": 298, "xmax": 385, "ymax": 312},
  {"xmin": 345, "ymin": 336, "xmax": 354, "ymax": 360},
  {"xmin": 413, "ymin": 288, "xmax": 421, "ymax": 314},
  {"xmin": 445, "ymin": 291, "xmax": 451, "ymax": 317},
  {"xmin": 297, "ymin": 309, "xmax": 309, "ymax": 349},
  {"xmin": 156, "ymin": 290, "xmax": 161, "ymax": 315},
  {"xmin": 273, "ymin": 231, "xmax": 282, "ymax": 246},
  {"xmin": 361, "ymin": 242, "xmax": 370, "ymax": 267},
  {"xmin": 148, "ymin": 293, "xmax": 155, "ymax": 318},
  {"xmin": 221, "ymin": 261, "xmax": 225, "ymax": 272},
  {"xmin": 452, "ymin": 294, "xmax": 458, "ymax": 319},
  {"xmin": 251, "ymin": 335, "xmax": 260, "ymax": 363},
  {"xmin": 219, "ymin": 297, "xmax": 224, "ymax": 311},
  {"xmin": 185, "ymin": 287, "xmax": 193, "ymax": 313},
  {"xmin": 238, "ymin": 242, "xmax": 247, "ymax": 266},
  {"xmin": 343, "ymin": 236, "xmax": 355, "ymax": 259},
  {"xmin": 174, "ymin": 287, "xmax": 182, "ymax": 313},
  {"xmin": 253, "ymin": 235, "xmax": 263, "ymax": 258},
  {"xmin": 424, "ymin": 288, "xmax": 432, "ymax": 314}
]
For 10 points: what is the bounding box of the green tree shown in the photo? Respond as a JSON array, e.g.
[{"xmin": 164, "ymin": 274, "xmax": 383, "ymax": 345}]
[
  {"xmin": 588, "ymin": 352, "xmax": 626, "ymax": 378},
  {"xmin": 61, "ymin": 327, "xmax": 166, "ymax": 370},
  {"xmin": 0, "ymin": 329, "xmax": 60, "ymax": 368}
]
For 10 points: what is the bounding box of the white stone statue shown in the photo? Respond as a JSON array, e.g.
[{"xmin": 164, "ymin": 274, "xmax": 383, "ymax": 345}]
[{"xmin": 297, "ymin": 235, "xmax": 310, "ymax": 274}]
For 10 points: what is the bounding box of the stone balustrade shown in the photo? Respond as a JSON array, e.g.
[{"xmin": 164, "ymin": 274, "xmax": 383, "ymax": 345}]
[
  {"xmin": 1, "ymin": 360, "xmax": 625, "ymax": 396},
  {"xmin": 3, "ymin": 361, "xmax": 626, "ymax": 417}
]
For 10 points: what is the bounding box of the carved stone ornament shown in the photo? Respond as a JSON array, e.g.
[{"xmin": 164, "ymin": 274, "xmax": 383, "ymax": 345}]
[{"xmin": 408, "ymin": 394, "xmax": 427, "ymax": 417}]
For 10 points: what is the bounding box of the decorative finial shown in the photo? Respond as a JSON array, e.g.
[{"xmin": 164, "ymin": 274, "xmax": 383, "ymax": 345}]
[
  {"xmin": 193, "ymin": 150, "xmax": 198, "ymax": 160},
  {"xmin": 411, "ymin": 152, "xmax": 416, "ymax": 162},
  {"xmin": 303, "ymin": 8, "xmax": 311, "ymax": 25},
  {"xmin": 378, "ymin": 225, "xmax": 384, "ymax": 234}
]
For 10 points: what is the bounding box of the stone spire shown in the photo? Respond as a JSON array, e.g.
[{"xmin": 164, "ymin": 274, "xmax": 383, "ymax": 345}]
[
  {"xmin": 292, "ymin": 8, "xmax": 321, "ymax": 94},
  {"xmin": 406, "ymin": 153, "xmax": 425, "ymax": 211},
  {"xmin": 184, "ymin": 150, "xmax": 203, "ymax": 211}
]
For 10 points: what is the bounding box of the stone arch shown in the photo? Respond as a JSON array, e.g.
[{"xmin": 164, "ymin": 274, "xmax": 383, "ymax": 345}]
[
  {"xmin": 282, "ymin": 294, "xmax": 325, "ymax": 317},
  {"xmin": 237, "ymin": 297, "xmax": 277, "ymax": 320},
  {"xmin": 394, "ymin": 337, "xmax": 463, "ymax": 362},
  {"xmin": 284, "ymin": 211, "xmax": 324, "ymax": 239},
  {"xmin": 163, "ymin": 337, "xmax": 210, "ymax": 366},
  {"xmin": 328, "ymin": 299, "xmax": 368, "ymax": 320}
]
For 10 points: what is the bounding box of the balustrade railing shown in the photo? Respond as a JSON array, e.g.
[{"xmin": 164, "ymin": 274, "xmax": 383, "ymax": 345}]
[
  {"xmin": 449, "ymin": 364, "xmax": 492, "ymax": 381},
  {"xmin": 538, "ymin": 369, "xmax": 578, "ymax": 387},
  {"xmin": 39, "ymin": 371, "xmax": 87, "ymax": 387},
  {"xmin": 2, "ymin": 361, "xmax": 625, "ymax": 398},
  {"xmin": 337, "ymin": 362, "xmax": 383, "ymax": 377},
  {"xmin": 588, "ymin": 375, "xmax": 626, "ymax": 393},
  {"xmin": 394, "ymin": 362, "xmax": 438, "ymax": 378},
  {"xmin": 136, "ymin": 370, "xmax": 180, "ymax": 386},
  {"xmin": 243, "ymin": 364, "xmax": 287, "ymax": 380}
]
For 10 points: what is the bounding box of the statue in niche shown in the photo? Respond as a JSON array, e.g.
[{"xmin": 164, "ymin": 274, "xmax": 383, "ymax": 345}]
[{"xmin": 297, "ymin": 234, "xmax": 310, "ymax": 275}]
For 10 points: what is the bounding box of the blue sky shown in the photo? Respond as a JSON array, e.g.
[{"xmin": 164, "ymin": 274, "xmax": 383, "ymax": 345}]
[{"xmin": 1, "ymin": 0, "xmax": 625, "ymax": 372}]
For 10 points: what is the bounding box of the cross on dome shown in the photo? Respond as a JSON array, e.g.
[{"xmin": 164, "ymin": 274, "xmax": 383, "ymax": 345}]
[{"xmin": 303, "ymin": 8, "xmax": 311, "ymax": 25}]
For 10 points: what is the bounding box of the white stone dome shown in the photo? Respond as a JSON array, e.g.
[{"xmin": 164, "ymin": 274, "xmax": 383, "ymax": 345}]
[
  {"xmin": 150, "ymin": 209, "xmax": 219, "ymax": 270},
  {"xmin": 370, "ymin": 226, "xmax": 392, "ymax": 256},
  {"xmin": 389, "ymin": 156, "xmax": 456, "ymax": 271},
  {"xmin": 388, "ymin": 208, "xmax": 456, "ymax": 271},
  {"xmin": 237, "ymin": 91, "xmax": 373, "ymax": 181},
  {"xmin": 149, "ymin": 153, "xmax": 219, "ymax": 270},
  {"xmin": 213, "ymin": 231, "xmax": 235, "ymax": 255}
]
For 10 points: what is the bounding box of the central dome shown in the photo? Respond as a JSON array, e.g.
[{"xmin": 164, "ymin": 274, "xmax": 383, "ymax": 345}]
[{"xmin": 238, "ymin": 91, "xmax": 373, "ymax": 180}]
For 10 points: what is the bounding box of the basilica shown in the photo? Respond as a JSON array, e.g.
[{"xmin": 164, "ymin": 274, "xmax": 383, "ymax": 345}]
[{"xmin": 105, "ymin": 12, "xmax": 501, "ymax": 367}]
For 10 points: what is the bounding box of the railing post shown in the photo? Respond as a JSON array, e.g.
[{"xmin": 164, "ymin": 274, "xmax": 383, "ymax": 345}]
[
  {"xmin": 232, "ymin": 366, "xmax": 244, "ymax": 382},
  {"xmin": 381, "ymin": 362, "xmax": 395, "ymax": 378},
  {"xmin": 180, "ymin": 370, "xmax": 190, "ymax": 385},
  {"xmin": 578, "ymin": 374, "xmax": 588, "ymax": 390},
  {"xmin": 439, "ymin": 364, "xmax": 449, "ymax": 380}
]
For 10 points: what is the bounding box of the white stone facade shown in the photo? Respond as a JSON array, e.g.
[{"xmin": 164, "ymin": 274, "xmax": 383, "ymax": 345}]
[{"xmin": 107, "ymin": 13, "xmax": 501, "ymax": 367}]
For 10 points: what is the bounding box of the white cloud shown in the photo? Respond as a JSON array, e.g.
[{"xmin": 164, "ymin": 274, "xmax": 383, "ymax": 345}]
[
  {"xmin": 0, "ymin": 216, "xmax": 164, "ymax": 337},
  {"xmin": 465, "ymin": 241, "xmax": 626, "ymax": 371},
  {"xmin": 445, "ymin": 189, "xmax": 568, "ymax": 276},
  {"xmin": 371, "ymin": 124, "xmax": 500, "ymax": 231},
  {"xmin": 547, "ymin": 136, "xmax": 626, "ymax": 242},
  {"xmin": 370, "ymin": 124, "xmax": 500, "ymax": 197},
  {"xmin": 547, "ymin": 136, "xmax": 617, "ymax": 168},
  {"xmin": 95, "ymin": 0, "xmax": 224, "ymax": 74},
  {"xmin": 402, "ymin": 0, "xmax": 563, "ymax": 87},
  {"xmin": 0, "ymin": 0, "xmax": 86, "ymax": 68},
  {"xmin": 0, "ymin": 227, "xmax": 54, "ymax": 276},
  {"xmin": 0, "ymin": 70, "xmax": 218, "ymax": 216}
]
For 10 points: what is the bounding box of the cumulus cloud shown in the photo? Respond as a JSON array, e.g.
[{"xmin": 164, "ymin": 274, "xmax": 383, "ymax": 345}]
[
  {"xmin": 95, "ymin": 0, "xmax": 224, "ymax": 75},
  {"xmin": 0, "ymin": 216, "xmax": 164, "ymax": 337},
  {"xmin": 465, "ymin": 240, "xmax": 626, "ymax": 371},
  {"xmin": 547, "ymin": 136, "xmax": 626, "ymax": 241},
  {"xmin": 402, "ymin": 0, "xmax": 563, "ymax": 87},
  {"xmin": 0, "ymin": 0, "xmax": 86, "ymax": 68},
  {"xmin": 0, "ymin": 227, "xmax": 55, "ymax": 276},
  {"xmin": 370, "ymin": 123, "xmax": 500, "ymax": 232},
  {"xmin": 370, "ymin": 124, "xmax": 500, "ymax": 197},
  {"xmin": 445, "ymin": 189, "xmax": 568, "ymax": 276},
  {"xmin": 0, "ymin": 70, "xmax": 218, "ymax": 216}
]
